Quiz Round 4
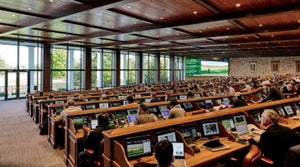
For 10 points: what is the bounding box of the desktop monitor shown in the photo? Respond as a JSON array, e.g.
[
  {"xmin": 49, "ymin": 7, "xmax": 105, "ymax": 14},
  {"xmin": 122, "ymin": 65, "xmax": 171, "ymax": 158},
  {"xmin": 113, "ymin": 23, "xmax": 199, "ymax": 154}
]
[
  {"xmin": 114, "ymin": 110, "xmax": 127, "ymax": 119},
  {"xmin": 73, "ymin": 116, "xmax": 88, "ymax": 129},
  {"xmin": 172, "ymin": 142, "xmax": 185, "ymax": 158},
  {"xmin": 233, "ymin": 114, "xmax": 247, "ymax": 124},
  {"xmin": 158, "ymin": 105, "xmax": 168, "ymax": 111},
  {"xmin": 215, "ymin": 99, "xmax": 222, "ymax": 105},
  {"xmin": 85, "ymin": 104, "xmax": 95, "ymax": 110},
  {"xmin": 55, "ymin": 106, "xmax": 64, "ymax": 115},
  {"xmin": 276, "ymin": 106, "xmax": 286, "ymax": 117},
  {"xmin": 194, "ymin": 94, "xmax": 201, "ymax": 98},
  {"xmin": 251, "ymin": 111, "xmax": 262, "ymax": 124},
  {"xmin": 135, "ymin": 94, "xmax": 141, "ymax": 97},
  {"xmin": 145, "ymin": 99, "xmax": 151, "ymax": 103},
  {"xmin": 123, "ymin": 101, "xmax": 129, "ymax": 106},
  {"xmin": 181, "ymin": 102, "xmax": 194, "ymax": 111},
  {"xmin": 221, "ymin": 116, "xmax": 235, "ymax": 131},
  {"xmin": 157, "ymin": 129, "xmax": 177, "ymax": 142},
  {"xmin": 197, "ymin": 101, "xmax": 205, "ymax": 108},
  {"xmin": 201, "ymin": 121, "xmax": 220, "ymax": 137},
  {"xmin": 204, "ymin": 99, "xmax": 213, "ymax": 109},
  {"xmin": 127, "ymin": 109, "xmax": 139, "ymax": 115},
  {"xmin": 179, "ymin": 95, "xmax": 187, "ymax": 100},
  {"xmin": 112, "ymin": 102, "xmax": 122, "ymax": 107},
  {"xmin": 56, "ymin": 100, "xmax": 65, "ymax": 104},
  {"xmin": 125, "ymin": 135, "xmax": 152, "ymax": 160},
  {"xmin": 148, "ymin": 107, "xmax": 159, "ymax": 115},
  {"xmin": 99, "ymin": 103, "xmax": 109, "ymax": 109},
  {"xmin": 180, "ymin": 124, "xmax": 198, "ymax": 140},
  {"xmin": 284, "ymin": 105, "xmax": 294, "ymax": 116}
]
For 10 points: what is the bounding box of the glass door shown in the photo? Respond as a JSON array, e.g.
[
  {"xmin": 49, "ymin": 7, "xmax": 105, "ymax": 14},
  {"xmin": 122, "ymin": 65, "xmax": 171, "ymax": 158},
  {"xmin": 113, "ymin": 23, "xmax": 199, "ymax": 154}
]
[
  {"xmin": 7, "ymin": 71, "xmax": 17, "ymax": 99},
  {"xmin": 0, "ymin": 71, "xmax": 4, "ymax": 101},
  {"xmin": 19, "ymin": 72, "xmax": 28, "ymax": 98}
]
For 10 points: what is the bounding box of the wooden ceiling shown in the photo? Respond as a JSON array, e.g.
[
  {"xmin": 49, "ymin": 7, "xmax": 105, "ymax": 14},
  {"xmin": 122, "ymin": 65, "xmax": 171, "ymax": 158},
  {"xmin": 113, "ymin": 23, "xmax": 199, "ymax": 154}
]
[{"xmin": 0, "ymin": 0, "xmax": 300, "ymax": 57}]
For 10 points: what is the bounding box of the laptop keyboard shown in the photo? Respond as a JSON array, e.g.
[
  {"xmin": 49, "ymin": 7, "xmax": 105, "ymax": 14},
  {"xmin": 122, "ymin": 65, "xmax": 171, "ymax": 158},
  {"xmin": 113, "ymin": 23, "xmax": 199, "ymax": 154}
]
[{"xmin": 175, "ymin": 159, "xmax": 187, "ymax": 167}]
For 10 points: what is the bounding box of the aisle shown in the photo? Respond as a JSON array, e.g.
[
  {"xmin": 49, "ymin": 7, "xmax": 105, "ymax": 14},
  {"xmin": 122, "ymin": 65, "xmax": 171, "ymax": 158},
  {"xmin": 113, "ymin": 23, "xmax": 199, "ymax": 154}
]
[{"xmin": 0, "ymin": 99, "xmax": 65, "ymax": 167}]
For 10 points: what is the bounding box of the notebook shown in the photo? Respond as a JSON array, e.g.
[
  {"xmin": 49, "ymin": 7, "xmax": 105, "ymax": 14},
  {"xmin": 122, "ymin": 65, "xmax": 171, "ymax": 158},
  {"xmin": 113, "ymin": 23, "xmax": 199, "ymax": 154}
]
[
  {"xmin": 172, "ymin": 142, "xmax": 187, "ymax": 167},
  {"xmin": 202, "ymin": 139, "xmax": 230, "ymax": 152}
]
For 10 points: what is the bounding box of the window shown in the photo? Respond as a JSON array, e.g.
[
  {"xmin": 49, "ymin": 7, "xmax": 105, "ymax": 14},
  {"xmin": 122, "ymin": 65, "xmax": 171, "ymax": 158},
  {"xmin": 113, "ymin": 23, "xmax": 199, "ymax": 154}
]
[
  {"xmin": 91, "ymin": 49, "xmax": 115, "ymax": 88},
  {"xmin": 296, "ymin": 61, "xmax": 300, "ymax": 73},
  {"xmin": 271, "ymin": 61, "xmax": 279, "ymax": 72},
  {"xmin": 142, "ymin": 53, "xmax": 157, "ymax": 84},
  {"xmin": 51, "ymin": 45, "xmax": 85, "ymax": 91},
  {"xmin": 250, "ymin": 61, "xmax": 256, "ymax": 72},
  {"xmin": 120, "ymin": 51, "xmax": 139, "ymax": 86},
  {"xmin": 174, "ymin": 56, "xmax": 184, "ymax": 81},
  {"xmin": 160, "ymin": 54, "xmax": 171, "ymax": 82}
]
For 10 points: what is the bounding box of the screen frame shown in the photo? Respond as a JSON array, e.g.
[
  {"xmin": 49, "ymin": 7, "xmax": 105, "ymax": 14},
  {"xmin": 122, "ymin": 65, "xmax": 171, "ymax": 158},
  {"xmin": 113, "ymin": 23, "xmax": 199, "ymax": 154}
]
[
  {"xmin": 157, "ymin": 129, "xmax": 177, "ymax": 142},
  {"xmin": 201, "ymin": 121, "xmax": 220, "ymax": 137},
  {"xmin": 125, "ymin": 135, "xmax": 152, "ymax": 160}
]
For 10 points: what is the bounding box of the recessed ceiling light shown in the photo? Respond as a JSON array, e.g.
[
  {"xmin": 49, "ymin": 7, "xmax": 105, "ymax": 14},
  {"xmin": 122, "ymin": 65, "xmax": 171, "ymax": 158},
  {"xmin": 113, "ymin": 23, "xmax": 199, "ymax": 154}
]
[
  {"xmin": 176, "ymin": 33, "xmax": 179, "ymax": 36},
  {"xmin": 49, "ymin": 0, "xmax": 53, "ymax": 2},
  {"xmin": 245, "ymin": 36, "xmax": 248, "ymax": 39},
  {"xmin": 160, "ymin": 17, "xmax": 164, "ymax": 20},
  {"xmin": 28, "ymin": 8, "xmax": 32, "ymax": 11},
  {"xmin": 259, "ymin": 24, "xmax": 263, "ymax": 27},
  {"xmin": 133, "ymin": 21, "xmax": 137, "ymax": 24},
  {"xmin": 193, "ymin": 11, "xmax": 198, "ymax": 14},
  {"xmin": 298, "ymin": 20, "xmax": 300, "ymax": 23},
  {"xmin": 226, "ymin": 27, "xmax": 230, "ymax": 30},
  {"xmin": 111, "ymin": 26, "xmax": 114, "ymax": 28},
  {"xmin": 12, "ymin": 14, "xmax": 15, "ymax": 17},
  {"xmin": 199, "ymin": 30, "xmax": 203, "ymax": 33},
  {"xmin": 270, "ymin": 35, "xmax": 274, "ymax": 37},
  {"xmin": 236, "ymin": 3, "xmax": 241, "ymax": 7},
  {"xmin": 127, "ymin": 6, "xmax": 131, "ymax": 9}
]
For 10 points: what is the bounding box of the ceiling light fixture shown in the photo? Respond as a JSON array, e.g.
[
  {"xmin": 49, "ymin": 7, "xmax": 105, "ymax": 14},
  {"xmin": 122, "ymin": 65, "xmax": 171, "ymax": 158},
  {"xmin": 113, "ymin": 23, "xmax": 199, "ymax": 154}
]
[
  {"xmin": 259, "ymin": 24, "xmax": 263, "ymax": 27},
  {"xmin": 127, "ymin": 6, "xmax": 131, "ymax": 9},
  {"xmin": 226, "ymin": 27, "xmax": 230, "ymax": 30},
  {"xmin": 160, "ymin": 17, "xmax": 164, "ymax": 20},
  {"xmin": 193, "ymin": 11, "xmax": 197, "ymax": 14},
  {"xmin": 236, "ymin": 3, "xmax": 241, "ymax": 7}
]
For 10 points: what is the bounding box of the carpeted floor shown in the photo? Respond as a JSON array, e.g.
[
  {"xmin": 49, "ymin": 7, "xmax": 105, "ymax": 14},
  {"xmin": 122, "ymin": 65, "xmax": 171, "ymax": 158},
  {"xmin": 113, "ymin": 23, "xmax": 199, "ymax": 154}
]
[{"xmin": 0, "ymin": 99, "xmax": 65, "ymax": 167}]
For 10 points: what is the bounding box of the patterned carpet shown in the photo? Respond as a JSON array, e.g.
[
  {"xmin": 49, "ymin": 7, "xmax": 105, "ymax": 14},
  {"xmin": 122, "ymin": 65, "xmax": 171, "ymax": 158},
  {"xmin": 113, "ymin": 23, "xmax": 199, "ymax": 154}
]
[{"xmin": 0, "ymin": 99, "xmax": 65, "ymax": 167}]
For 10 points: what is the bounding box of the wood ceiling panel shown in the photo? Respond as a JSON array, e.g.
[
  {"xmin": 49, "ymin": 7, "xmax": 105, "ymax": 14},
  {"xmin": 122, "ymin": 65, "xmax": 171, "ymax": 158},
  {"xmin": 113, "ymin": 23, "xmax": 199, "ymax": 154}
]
[
  {"xmin": 237, "ymin": 11, "xmax": 300, "ymax": 30},
  {"xmin": 34, "ymin": 22, "xmax": 105, "ymax": 35},
  {"xmin": 258, "ymin": 29, "xmax": 300, "ymax": 40},
  {"xmin": 0, "ymin": 0, "xmax": 83, "ymax": 17},
  {"xmin": 176, "ymin": 20, "xmax": 244, "ymax": 35},
  {"xmin": 207, "ymin": 0, "xmax": 299, "ymax": 13},
  {"xmin": 210, "ymin": 34, "xmax": 259, "ymax": 42},
  {"xmin": 65, "ymin": 10, "xmax": 153, "ymax": 32},
  {"xmin": 101, "ymin": 34, "xmax": 145, "ymax": 41},
  {"xmin": 134, "ymin": 28, "xmax": 189, "ymax": 39},
  {"xmin": 111, "ymin": 0, "xmax": 216, "ymax": 24},
  {"xmin": 0, "ymin": 10, "xmax": 48, "ymax": 26}
]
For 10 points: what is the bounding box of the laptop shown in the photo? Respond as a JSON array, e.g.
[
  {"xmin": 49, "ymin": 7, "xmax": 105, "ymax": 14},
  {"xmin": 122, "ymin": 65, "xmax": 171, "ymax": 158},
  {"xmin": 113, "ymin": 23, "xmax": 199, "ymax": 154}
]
[
  {"xmin": 126, "ymin": 114, "xmax": 138, "ymax": 125},
  {"xmin": 172, "ymin": 142, "xmax": 187, "ymax": 167},
  {"xmin": 90, "ymin": 119, "xmax": 98, "ymax": 130},
  {"xmin": 235, "ymin": 122, "xmax": 262, "ymax": 141},
  {"xmin": 202, "ymin": 139, "xmax": 230, "ymax": 152},
  {"xmin": 160, "ymin": 109, "xmax": 170, "ymax": 119}
]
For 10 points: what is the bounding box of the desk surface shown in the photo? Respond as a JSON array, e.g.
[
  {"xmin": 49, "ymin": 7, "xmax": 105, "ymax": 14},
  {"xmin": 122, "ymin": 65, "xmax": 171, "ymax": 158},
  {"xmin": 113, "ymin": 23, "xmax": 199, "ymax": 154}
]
[{"xmin": 129, "ymin": 138, "xmax": 248, "ymax": 167}]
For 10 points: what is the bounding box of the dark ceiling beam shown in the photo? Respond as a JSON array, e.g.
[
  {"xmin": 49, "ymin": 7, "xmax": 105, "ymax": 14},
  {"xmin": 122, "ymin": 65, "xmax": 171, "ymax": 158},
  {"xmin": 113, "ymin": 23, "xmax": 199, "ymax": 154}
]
[{"xmin": 192, "ymin": 0, "xmax": 222, "ymax": 14}]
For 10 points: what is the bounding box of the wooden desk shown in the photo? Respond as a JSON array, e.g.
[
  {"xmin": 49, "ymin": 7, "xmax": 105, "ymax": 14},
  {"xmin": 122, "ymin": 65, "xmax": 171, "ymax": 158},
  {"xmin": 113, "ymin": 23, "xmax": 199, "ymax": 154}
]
[{"xmin": 128, "ymin": 138, "xmax": 248, "ymax": 167}]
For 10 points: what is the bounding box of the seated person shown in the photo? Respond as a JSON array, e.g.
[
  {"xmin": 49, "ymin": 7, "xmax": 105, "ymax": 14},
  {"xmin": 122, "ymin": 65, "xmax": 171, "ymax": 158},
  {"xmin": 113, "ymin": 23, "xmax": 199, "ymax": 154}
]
[
  {"xmin": 126, "ymin": 95, "xmax": 139, "ymax": 107},
  {"xmin": 168, "ymin": 99, "xmax": 186, "ymax": 119},
  {"xmin": 134, "ymin": 140, "xmax": 173, "ymax": 167},
  {"xmin": 76, "ymin": 94, "xmax": 87, "ymax": 102},
  {"xmin": 258, "ymin": 81, "xmax": 284, "ymax": 103},
  {"xmin": 187, "ymin": 91, "xmax": 194, "ymax": 98},
  {"xmin": 134, "ymin": 102, "xmax": 157, "ymax": 125},
  {"xmin": 55, "ymin": 99, "xmax": 82, "ymax": 121},
  {"xmin": 256, "ymin": 109, "xmax": 300, "ymax": 167},
  {"xmin": 78, "ymin": 113, "xmax": 115, "ymax": 167},
  {"xmin": 150, "ymin": 92, "xmax": 161, "ymax": 103},
  {"xmin": 232, "ymin": 92, "xmax": 248, "ymax": 108}
]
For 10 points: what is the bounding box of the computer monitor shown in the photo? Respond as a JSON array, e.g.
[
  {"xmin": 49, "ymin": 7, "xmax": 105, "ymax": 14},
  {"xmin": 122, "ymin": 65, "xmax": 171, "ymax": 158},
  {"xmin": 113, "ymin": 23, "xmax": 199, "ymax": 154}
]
[
  {"xmin": 99, "ymin": 103, "xmax": 109, "ymax": 109},
  {"xmin": 123, "ymin": 101, "xmax": 128, "ymax": 106},
  {"xmin": 135, "ymin": 94, "xmax": 141, "ymax": 97},
  {"xmin": 114, "ymin": 110, "xmax": 127, "ymax": 119},
  {"xmin": 85, "ymin": 104, "xmax": 95, "ymax": 110},
  {"xmin": 180, "ymin": 124, "xmax": 198, "ymax": 140},
  {"xmin": 197, "ymin": 101, "xmax": 205, "ymax": 108},
  {"xmin": 157, "ymin": 130, "xmax": 177, "ymax": 142},
  {"xmin": 204, "ymin": 99, "xmax": 213, "ymax": 109},
  {"xmin": 127, "ymin": 109, "xmax": 139, "ymax": 115},
  {"xmin": 194, "ymin": 94, "xmax": 201, "ymax": 98},
  {"xmin": 145, "ymin": 99, "xmax": 151, "ymax": 103},
  {"xmin": 182, "ymin": 102, "xmax": 194, "ymax": 110},
  {"xmin": 251, "ymin": 111, "xmax": 262, "ymax": 123},
  {"xmin": 112, "ymin": 102, "xmax": 122, "ymax": 107},
  {"xmin": 215, "ymin": 99, "xmax": 222, "ymax": 105},
  {"xmin": 148, "ymin": 107, "xmax": 159, "ymax": 115},
  {"xmin": 127, "ymin": 114, "xmax": 138, "ymax": 124},
  {"xmin": 172, "ymin": 142, "xmax": 185, "ymax": 158},
  {"xmin": 222, "ymin": 98, "xmax": 230, "ymax": 106},
  {"xmin": 73, "ymin": 116, "xmax": 88, "ymax": 129},
  {"xmin": 55, "ymin": 106, "xmax": 64, "ymax": 115},
  {"xmin": 221, "ymin": 116, "xmax": 235, "ymax": 131},
  {"xmin": 125, "ymin": 135, "xmax": 152, "ymax": 160},
  {"xmin": 56, "ymin": 100, "xmax": 65, "ymax": 104},
  {"xmin": 276, "ymin": 106, "xmax": 286, "ymax": 117},
  {"xmin": 158, "ymin": 105, "xmax": 168, "ymax": 111},
  {"xmin": 201, "ymin": 121, "xmax": 220, "ymax": 137},
  {"xmin": 233, "ymin": 114, "xmax": 247, "ymax": 124},
  {"xmin": 179, "ymin": 95, "xmax": 187, "ymax": 100},
  {"xmin": 284, "ymin": 105, "xmax": 294, "ymax": 116}
]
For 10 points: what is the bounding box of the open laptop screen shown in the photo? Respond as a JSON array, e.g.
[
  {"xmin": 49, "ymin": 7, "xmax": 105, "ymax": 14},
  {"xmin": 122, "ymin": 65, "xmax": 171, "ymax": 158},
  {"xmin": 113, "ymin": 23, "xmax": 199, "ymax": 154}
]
[
  {"xmin": 125, "ymin": 135, "xmax": 152, "ymax": 160},
  {"xmin": 172, "ymin": 142, "xmax": 185, "ymax": 158}
]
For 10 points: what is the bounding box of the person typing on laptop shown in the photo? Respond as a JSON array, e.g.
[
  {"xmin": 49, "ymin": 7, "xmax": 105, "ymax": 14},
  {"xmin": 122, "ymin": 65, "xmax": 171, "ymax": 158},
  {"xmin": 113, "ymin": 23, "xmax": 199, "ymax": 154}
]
[
  {"xmin": 134, "ymin": 102, "xmax": 157, "ymax": 125},
  {"xmin": 168, "ymin": 100, "xmax": 186, "ymax": 119}
]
